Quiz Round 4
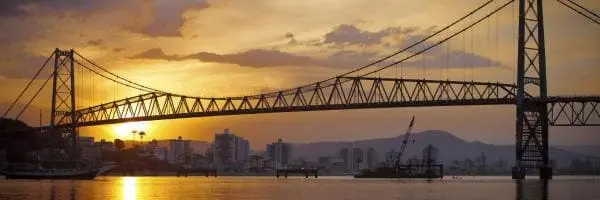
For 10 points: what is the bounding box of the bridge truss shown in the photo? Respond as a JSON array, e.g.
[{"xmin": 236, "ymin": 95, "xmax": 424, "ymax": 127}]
[{"xmin": 66, "ymin": 77, "xmax": 518, "ymax": 127}]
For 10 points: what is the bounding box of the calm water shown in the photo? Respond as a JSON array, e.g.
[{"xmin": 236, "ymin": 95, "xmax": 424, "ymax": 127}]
[{"xmin": 0, "ymin": 176, "xmax": 599, "ymax": 200}]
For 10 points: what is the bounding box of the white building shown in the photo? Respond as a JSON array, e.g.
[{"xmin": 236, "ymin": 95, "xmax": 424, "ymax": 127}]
[
  {"xmin": 266, "ymin": 138, "xmax": 292, "ymax": 169},
  {"xmin": 145, "ymin": 139, "xmax": 168, "ymax": 161},
  {"xmin": 366, "ymin": 147, "xmax": 378, "ymax": 168},
  {"xmin": 168, "ymin": 136, "xmax": 191, "ymax": 164}
]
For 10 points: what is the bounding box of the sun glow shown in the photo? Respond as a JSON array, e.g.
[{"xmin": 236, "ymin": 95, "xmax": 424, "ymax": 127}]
[{"xmin": 113, "ymin": 121, "xmax": 150, "ymax": 139}]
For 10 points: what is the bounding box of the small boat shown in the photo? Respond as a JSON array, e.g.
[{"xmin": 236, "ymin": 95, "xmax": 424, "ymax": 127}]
[{"xmin": 0, "ymin": 162, "xmax": 116, "ymax": 180}]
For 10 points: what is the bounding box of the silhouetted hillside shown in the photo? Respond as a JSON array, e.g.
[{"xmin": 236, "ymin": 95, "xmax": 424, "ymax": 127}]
[
  {"xmin": 292, "ymin": 130, "xmax": 599, "ymax": 168},
  {"xmin": 0, "ymin": 118, "xmax": 42, "ymax": 161}
]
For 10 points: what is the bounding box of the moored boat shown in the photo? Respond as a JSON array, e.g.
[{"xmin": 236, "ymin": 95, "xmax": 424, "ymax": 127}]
[{"xmin": 0, "ymin": 162, "xmax": 115, "ymax": 180}]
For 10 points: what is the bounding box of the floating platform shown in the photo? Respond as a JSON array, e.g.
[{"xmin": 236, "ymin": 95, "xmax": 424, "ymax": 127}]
[
  {"xmin": 276, "ymin": 168, "xmax": 318, "ymax": 178},
  {"xmin": 354, "ymin": 164, "xmax": 443, "ymax": 179}
]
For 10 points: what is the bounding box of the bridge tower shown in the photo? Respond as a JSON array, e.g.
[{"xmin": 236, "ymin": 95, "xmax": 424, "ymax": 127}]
[
  {"xmin": 50, "ymin": 49, "xmax": 78, "ymax": 151},
  {"xmin": 514, "ymin": 0, "xmax": 550, "ymax": 179}
]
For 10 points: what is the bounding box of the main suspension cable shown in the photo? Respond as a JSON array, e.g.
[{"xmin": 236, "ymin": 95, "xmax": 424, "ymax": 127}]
[
  {"xmin": 2, "ymin": 51, "xmax": 54, "ymax": 118},
  {"xmin": 74, "ymin": 59, "xmax": 156, "ymax": 93},
  {"xmin": 229, "ymin": 0, "xmax": 500, "ymax": 98},
  {"xmin": 72, "ymin": 0, "xmax": 503, "ymax": 102},
  {"xmin": 362, "ymin": 0, "xmax": 515, "ymax": 77},
  {"xmin": 73, "ymin": 51, "xmax": 166, "ymax": 93},
  {"xmin": 567, "ymin": 0, "xmax": 600, "ymax": 19},
  {"xmin": 557, "ymin": 0, "xmax": 600, "ymax": 25},
  {"xmin": 14, "ymin": 56, "xmax": 69, "ymax": 120}
]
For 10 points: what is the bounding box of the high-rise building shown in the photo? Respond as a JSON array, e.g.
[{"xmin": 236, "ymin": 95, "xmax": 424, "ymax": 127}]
[
  {"xmin": 214, "ymin": 129, "xmax": 250, "ymax": 165},
  {"xmin": 236, "ymin": 137, "xmax": 250, "ymax": 162},
  {"xmin": 352, "ymin": 148, "xmax": 364, "ymax": 170},
  {"xmin": 422, "ymin": 144, "xmax": 439, "ymax": 165},
  {"xmin": 168, "ymin": 136, "xmax": 191, "ymax": 164},
  {"xmin": 145, "ymin": 139, "xmax": 168, "ymax": 161},
  {"xmin": 266, "ymin": 138, "xmax": 292, "ymax": 169},
  {"xmin": 339, "ymin": 148, "xmax": 350, "ymax": 170},
  {"xmin": 366, "ymin": 147, "xmax": 378, "ymax": 168}
]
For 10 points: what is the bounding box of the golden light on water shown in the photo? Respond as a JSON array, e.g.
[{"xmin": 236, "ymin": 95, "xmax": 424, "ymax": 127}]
[
  {"xmin": 122, "ymin": 177, "xmax": 138, "ymax": 200},
  {"xmin": 113, "ymin": 121, "xmax": 151, "ymax": 139}
]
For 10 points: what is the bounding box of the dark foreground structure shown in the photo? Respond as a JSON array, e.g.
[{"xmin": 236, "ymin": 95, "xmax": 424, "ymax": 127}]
[
  {"xmin": 276, "ymin": 168, "xmax": 319, "ymax": 178},
  {"xmin": 176, "ymin": 168, "xmax": 218, "ymax": 177},
  {"xmin": 355, "ymin": 164, "xmax": 443, "ymax": 179}
]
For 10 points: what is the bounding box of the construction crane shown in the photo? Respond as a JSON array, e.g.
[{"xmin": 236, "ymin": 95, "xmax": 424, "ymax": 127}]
[{"xmin": 393, "ymin": 116, "xmax": 415, "ymax": 169}]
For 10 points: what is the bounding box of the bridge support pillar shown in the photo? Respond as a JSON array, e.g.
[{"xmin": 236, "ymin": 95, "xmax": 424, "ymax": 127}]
[
  {"xmin": 539, "ymin": 166, "xmax": 552, "ymax": 180},
  {"xmin": 50, "ymin": 49, "xmax": 79, "ymax": 157},
  {"xmin": 511, "ymin": 166, "xmax": 525, "ymax": 180},
  {"xmin": 515, "ymin": 0, "xmax": 549, "ymax": 179}
]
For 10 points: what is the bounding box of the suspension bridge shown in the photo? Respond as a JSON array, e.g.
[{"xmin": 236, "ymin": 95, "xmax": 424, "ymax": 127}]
[{"xmin": 1, "ymin": 0, "xmax": 599, "ymax": 179}]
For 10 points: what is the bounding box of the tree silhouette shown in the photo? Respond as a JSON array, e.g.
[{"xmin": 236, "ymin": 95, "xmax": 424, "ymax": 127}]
[{"xmin": 114, "ymin": 139, "xmax": 125, "ymax": 151}]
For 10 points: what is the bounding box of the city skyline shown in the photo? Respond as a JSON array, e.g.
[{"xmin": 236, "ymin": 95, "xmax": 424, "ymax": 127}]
[{"xmin": 0, "ymin": 0, "xmax": 598, "ymax": 147}]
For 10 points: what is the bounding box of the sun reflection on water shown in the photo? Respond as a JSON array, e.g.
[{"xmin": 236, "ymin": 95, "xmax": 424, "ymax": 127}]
[{"xmin": 122, "ymin": 177, "xmax": 138, "ymax": 200}]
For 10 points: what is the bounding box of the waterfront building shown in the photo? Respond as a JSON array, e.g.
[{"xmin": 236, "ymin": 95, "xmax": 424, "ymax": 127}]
[
  {"xmin": 214, "ymin": 129, "xmax": 250, "ymax": 165},
  {"xmin": 266, "ymin": 138, "xmax": 292, "ymax": 169},
  {"xmin": 78, "ymin": 136, "xmax": 99, "ymax": 161},
  {"xmin": 168, "ymin": 136, "xmax": 191, "ymax": 164},
  {"xmin": 93, "ymin": 139, "xmax": 115, "ymax": 152},
  {"xmin": 352, "ymin": 148, "xmax": 364, "ymax": 170},
  {"xmin": 366, "ymin": 147, "xmax": 378, "ymax": 168},
  {"xmin": 78, "ymin": 136, "xmax": 94, "ymax": 147},
  {"xmin": 145, "ymin": 139, "xmax": 168, "ymax": 161},
  {"xmin": 236, "ymin": 136, "xmax": 250, "ymax": 162},
  {"xmin": 339, "ymin": 148, "xmax": 350, "ymax": 170}
]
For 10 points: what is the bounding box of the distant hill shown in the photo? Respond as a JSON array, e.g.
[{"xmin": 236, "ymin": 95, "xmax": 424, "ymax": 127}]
[
  {"xmin": 556, "ymin": 145, "xmax": 600, "ymax": 158},
  {"xmin": 292, "ymin": 130, "xmax": 599, "ymax": 168}
]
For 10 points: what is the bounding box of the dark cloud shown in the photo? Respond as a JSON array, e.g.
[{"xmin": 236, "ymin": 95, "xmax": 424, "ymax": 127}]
[
  {"xmin": 284, "ymin": 32, "xmax": 297, "ymax": 45},
  {"xmin": 130, "ymin": 46, "xmax": 500, "ymax": 70},
  {"xmin": 185, "ymin": 49, "xmax": 322, "ymax": 68},
  {"xmin": 0, "ymin": 0, "xmax": 29, "ymax": 16},
  {"xmin": 142, "ymin": 0, "xmax": 210, "ymax": 37},
  {"xmin": 0, "ymin": 0, "xmax": 126, "ymax": 17},
  {"xmin": 129, "ymin": 48, "xmax": 179, "ymax": 60},
  {"xmin": 113, "ymin": 48, "xmax": 126, "ymax": 53},
  {"xmin": 131, "ymin": 48, "xmax": 385, "ymax": 68},
  {"xmin": 0, "ymin": 0, "xmax": 210, "ymax": 37},
  {"xmin": 405, "ymin": 50, "xmax": 504, "ymax": 68},
  {"xmin": 284, "ymin": 32, "xmax": 294, "ymax": 39},
  {"xmin": 85, "ymin": 39, "xmax": 104, "ymax": 47},
  {"xmin": 0, "ymin": 52, "xmax": 51, "ymax": 79},
  {"xmin": 323, "ymin": 24, "xmax": 404, "ymax": 46},
  {"xmin": 130, "ymin": 21, "xmax": 500, "ymax": 70}
]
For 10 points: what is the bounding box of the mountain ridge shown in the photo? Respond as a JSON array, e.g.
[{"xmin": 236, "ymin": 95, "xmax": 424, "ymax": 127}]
[{"xmin": 291, "ymin": 130, "xmax": 599, "ymax": 168}]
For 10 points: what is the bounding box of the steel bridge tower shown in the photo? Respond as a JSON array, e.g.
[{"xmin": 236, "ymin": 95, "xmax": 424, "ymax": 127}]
[
  {"xmin": 513, "ymin": 0, "xmax": 551, "ymax": 179},
  {"xmin": 50, "ymin": 49, "xmax": 78, "ymax": 151}
]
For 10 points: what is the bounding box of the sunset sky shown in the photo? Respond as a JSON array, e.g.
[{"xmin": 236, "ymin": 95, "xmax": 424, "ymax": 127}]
[{"xmin": 0, "ymin": 0, "xmax": 598, "ymax": 149}]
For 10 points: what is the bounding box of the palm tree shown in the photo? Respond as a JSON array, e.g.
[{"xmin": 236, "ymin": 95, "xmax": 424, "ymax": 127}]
[
  {"xmin": 131, "ymin": 130, "xmax": 138, "ymax": 149},
  {"xmin": 139, "ymin": 131, "xmax": 146, "ymax": 152}
]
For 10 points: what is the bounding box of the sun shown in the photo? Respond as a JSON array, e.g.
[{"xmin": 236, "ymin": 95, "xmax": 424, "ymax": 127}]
[{"xmin": 113, "ymin": 121, "xmax": 150, "ymax": 139}]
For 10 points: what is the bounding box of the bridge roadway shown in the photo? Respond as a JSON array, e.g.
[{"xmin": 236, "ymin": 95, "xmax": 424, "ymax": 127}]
[{"xmin": 48, "ymin": 77, "xmax": 598, "ymax": 128}]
